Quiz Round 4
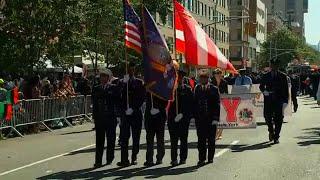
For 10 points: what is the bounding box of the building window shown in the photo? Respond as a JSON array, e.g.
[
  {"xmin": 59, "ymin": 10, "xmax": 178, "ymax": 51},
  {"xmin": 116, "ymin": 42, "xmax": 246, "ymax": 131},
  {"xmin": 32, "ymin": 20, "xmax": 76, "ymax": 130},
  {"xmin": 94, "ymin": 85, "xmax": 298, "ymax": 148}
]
[
  {"xmin": 204, "ymin": 4, "xmax": 207, "ymax": 17},
  {"xmin": 237, "ymin": 0, "xmax": 242, "ymax": 6},
  {"xmin": 200, "ymin": 2, "xmax": 204, "ymax": 16},
  {"xmin": 190, "ymin": 0, "xmax": 193, "ymax": 11}
]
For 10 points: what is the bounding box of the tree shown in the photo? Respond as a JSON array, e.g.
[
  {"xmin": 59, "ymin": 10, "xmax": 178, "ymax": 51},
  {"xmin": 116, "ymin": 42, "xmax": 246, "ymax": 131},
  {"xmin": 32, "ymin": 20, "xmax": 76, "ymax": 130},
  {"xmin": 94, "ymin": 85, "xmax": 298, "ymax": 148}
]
[
  {"xmin": 0, "ymin": 0, "xmax": 85, "ymax": 72},
  {"xmin": 260, "ymin": 28, "xmax": 320, "ymax": 68}
]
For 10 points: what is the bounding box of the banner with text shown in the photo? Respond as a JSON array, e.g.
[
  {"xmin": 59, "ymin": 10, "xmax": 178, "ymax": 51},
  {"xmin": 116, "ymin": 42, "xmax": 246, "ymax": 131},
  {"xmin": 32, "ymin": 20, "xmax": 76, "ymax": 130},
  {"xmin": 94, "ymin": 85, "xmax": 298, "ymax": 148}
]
[{"xmin": 219, "ymin": 93, "xmax": 257, "ymax": 129}]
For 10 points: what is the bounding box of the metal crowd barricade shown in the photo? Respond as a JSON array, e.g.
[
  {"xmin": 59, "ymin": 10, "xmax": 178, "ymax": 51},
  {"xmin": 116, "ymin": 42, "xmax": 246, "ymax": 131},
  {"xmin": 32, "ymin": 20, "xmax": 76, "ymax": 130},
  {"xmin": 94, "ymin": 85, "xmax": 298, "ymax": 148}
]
[
  {"xmin": 0, "ymin": 95, "xmax": 95, "ymax": 138},
  {"xmin": 65, "ymin": 95, "xmax": 91, "ymax": 123},
  {"xmin": 42, "ymin": 97, "xmax": 71, "ymax": 128},
  {"xmin": 85, "ymin": 95, "xmax": 93, "ymax": 120},
  {"xmin": 14, "ymin": 99, "xmax": 52, "ymax": 132}
]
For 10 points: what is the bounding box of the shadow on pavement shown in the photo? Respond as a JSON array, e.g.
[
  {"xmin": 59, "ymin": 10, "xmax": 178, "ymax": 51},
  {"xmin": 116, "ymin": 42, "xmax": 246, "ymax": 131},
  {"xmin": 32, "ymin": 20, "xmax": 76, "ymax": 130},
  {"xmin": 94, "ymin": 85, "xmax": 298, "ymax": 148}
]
[
  {"xmin": 297, "ymin": 127, "xmax": 320, "ymax": 146},
  {"xmin": 66, "ymin": 141, "xmax": 246, "ymax": 156},
  {"xmin": 231, "ymin": 141, "xmax": 273, "ymax": 152},
  {"xmin": 60, "ymin": 129, "xmax": 94, "ymax": 135},
  {"xmin": 37, "ymin": 164, "xmax": 200, "ymax": 180}
]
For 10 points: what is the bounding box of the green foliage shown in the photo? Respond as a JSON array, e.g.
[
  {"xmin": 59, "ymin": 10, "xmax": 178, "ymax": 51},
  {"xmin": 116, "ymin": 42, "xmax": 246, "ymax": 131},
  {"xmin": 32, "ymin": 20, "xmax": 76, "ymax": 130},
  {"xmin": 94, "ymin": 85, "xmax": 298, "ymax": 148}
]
[
  {"xmin": 260, "ymin": 28, "xmax": 320, "ymax": 68},
  {"xmin": 0, "ymin": 0, "xmax": 173, "ymax": 73},
  {"xmin": 0, "ymin": 0, "xmax": 84, "ymax": 72}
]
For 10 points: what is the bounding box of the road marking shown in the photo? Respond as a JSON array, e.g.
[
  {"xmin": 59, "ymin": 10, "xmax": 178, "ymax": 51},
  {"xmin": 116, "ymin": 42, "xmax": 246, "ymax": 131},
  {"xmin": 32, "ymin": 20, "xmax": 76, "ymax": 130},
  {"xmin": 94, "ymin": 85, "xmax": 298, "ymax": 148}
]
[
  {"xmin": 0, "ymin": 144, "xmax": 95, "ymax": 176},
  {"xmin": 215, "ymin": 140, "xmax": 240, "ymax": 158},
  {"xmin": 0, "ymin": 140, "xmax": 239, "ymax": 176}
]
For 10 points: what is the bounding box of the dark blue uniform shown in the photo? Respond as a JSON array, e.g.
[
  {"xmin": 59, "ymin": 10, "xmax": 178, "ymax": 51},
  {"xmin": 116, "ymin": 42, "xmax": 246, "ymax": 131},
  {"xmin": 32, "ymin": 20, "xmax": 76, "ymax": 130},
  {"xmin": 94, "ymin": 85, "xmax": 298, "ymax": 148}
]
[
  {"xmin": 92, "ymin": 82, "xmax": 121, "ymax": 166},
  {"xmin": 119, "ymin": 77, "xmax": 146, "ymax": 165},
  {"xmin": 260, "ymin": 70, "xmax": 289, "ymax": 142},
  {"xmin": 194, "ymin": 83, "xmax": 220, "ymax": 163},
  {"xmin": 144, "ymin": 93, "xmax": 167, "ymax": 165},
  {"xmin": 290, "ymin": 74, "xmax": 299, "ymax": 112},
  {"xmin": 167, "ymin": 81, "xmax": 193, "ymax": 164}
]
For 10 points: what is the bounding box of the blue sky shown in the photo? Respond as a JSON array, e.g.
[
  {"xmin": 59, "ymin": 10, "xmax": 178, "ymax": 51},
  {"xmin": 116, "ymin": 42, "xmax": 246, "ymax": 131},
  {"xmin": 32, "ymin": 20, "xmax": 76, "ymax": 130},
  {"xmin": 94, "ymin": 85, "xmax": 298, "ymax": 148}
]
[{"xmin": 305, "ymin": 0, "xmax": 320, "ymax": 45}]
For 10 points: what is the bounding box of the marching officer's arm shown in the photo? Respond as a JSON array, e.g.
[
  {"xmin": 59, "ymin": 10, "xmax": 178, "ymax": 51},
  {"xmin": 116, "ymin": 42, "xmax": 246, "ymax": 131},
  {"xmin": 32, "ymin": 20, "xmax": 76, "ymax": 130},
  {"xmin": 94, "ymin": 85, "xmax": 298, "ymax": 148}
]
[
  {"xmin": 211, "ymin": 86, "xmax": 220, "ymax": 122},
  {"xmin": 259, "ymin": 74, "xmax": 267, "ymax": 93},
  {"xmin": 193, "ymin": 85, "xmax": 201, "ymax": 119},
  {"xmin": 135, "ymin": 79, "xmax": 146, "ymax": 110},
  {"xmin": 183, "ymin": 85, "xmax": 194, "ymax": 119},
  {"xmin": 282, "ymin": 73, "xmax": 289, "ymax": 104},
  {"xmin": 92, "ymin": 86, "xmax": 99, "ymax": 121}
]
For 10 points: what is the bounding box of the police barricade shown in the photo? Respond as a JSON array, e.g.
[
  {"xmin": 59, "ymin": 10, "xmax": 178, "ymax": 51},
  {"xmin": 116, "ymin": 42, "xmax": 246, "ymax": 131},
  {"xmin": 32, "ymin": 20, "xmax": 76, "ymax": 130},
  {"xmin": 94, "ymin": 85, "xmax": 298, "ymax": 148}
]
[
  {"xmin": 42, "ymin": 97, "xmax": 70, "ymax": 128},
  {"xmin": 13, "ymin": 99, "xmax": 53, "ymax": 134},
  {"xmin": 0, "ymin": 117, "xmax": 23, "ymax": 137},
  {"xmin": 84, "ymin": 95, "xmax": 93, "ymax": 120},
  {"xmin": 65, "ymin": 95, "xmax": 91, "ymax": 124}
]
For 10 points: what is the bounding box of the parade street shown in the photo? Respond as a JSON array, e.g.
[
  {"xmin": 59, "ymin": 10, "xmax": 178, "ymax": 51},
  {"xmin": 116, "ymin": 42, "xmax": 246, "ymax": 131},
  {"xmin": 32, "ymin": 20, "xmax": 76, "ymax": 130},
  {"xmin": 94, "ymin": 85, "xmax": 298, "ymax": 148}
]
[{"xmin": 0, "ymin": 97, "xmax": 319, "ymax": 180}]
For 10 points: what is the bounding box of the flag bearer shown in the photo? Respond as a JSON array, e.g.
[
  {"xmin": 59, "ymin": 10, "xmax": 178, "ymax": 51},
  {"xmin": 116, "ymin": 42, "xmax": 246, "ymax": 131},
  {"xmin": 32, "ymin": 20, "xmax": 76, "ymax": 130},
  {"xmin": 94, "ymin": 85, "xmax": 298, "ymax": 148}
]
[{"xmin": 167, "ymin": 67, "xmax": 193, "ymax": 166}]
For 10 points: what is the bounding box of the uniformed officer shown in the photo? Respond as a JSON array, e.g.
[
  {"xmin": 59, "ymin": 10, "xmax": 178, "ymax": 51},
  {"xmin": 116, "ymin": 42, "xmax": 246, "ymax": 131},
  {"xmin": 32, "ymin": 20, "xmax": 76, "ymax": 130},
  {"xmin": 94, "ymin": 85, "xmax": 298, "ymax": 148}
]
[
  {"xmin": 144, "ymin": 92, "xmax": 167, "ymax": 166},
  {"xmin": 117, "ymin": 62, "xmax": 146, "ymax": 167},
  {"xmin": 289, "ymin": 73, "xmax": 299, "ymax": 112},
  {"xmin": 167, "ymin": 68, "xmax": 193, "ymax": 166},
  {"xmin": 259, "ymin": 60, "xmax": 289, "ymax": 144},
  {"xmin": 92, "ymin": 68, "xmax": 120, "ymax": 168},
  {"xmin": 194, "ymin": 69, "xmax": 220, "ymax": 166}
]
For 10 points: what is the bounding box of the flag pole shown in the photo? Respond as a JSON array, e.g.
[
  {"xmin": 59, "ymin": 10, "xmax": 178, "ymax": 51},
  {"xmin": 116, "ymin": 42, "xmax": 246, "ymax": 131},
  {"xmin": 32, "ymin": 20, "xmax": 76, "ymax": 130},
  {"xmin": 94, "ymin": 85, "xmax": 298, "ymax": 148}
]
[
  {"xmin": 173, "ymin": 0, "xmax": 179, "ymax": 115},
  {"xmin": 124, "ymin": 0, "xmax": 130, "ymax": 110}
]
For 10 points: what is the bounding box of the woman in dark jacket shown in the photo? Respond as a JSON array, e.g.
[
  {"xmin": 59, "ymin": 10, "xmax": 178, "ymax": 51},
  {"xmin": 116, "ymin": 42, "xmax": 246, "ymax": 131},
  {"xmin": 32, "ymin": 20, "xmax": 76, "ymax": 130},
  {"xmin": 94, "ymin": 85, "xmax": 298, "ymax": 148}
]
[{"xmin": 211, "ymin": 69, "xmax": 228, "ymax": 140}]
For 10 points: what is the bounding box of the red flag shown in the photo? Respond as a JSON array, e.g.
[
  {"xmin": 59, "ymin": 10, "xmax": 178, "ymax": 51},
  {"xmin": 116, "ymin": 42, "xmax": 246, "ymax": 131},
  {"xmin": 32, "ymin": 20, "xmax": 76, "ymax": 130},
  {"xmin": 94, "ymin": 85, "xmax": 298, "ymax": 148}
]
[
  {"xmin": 174, "ymin": 1, "xmax": 237, "ymax": 73},
  {"xmin": 5, "ymin": 104, "xmax": 13, "ymax": 121},
  {"xmin": 12, "ymin": 87, "xmax": 19, "ymax": 104}
]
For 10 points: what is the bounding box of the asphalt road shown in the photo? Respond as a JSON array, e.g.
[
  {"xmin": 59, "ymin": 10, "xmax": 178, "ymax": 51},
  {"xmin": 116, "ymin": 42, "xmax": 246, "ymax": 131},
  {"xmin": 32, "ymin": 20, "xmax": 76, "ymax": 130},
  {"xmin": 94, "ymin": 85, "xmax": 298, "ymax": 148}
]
[{"xmin": 0, "ymin": 97, "xmax": 319, "ymax": 180}]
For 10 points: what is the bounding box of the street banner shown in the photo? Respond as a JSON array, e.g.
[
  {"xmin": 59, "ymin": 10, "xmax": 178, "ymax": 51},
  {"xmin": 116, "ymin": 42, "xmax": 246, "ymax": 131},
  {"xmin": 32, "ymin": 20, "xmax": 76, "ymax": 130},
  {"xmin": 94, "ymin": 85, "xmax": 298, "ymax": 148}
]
[
  {"xmin": 227, "ymin": 84, "xmax": 292, "ymax": 117},
  {"xmin": 219, "ymin": 93, "xmax": 257, "ymax": 129},
  {"xmin": 141, "ymin": 7, "xmax": 177, "ymax": 101}
]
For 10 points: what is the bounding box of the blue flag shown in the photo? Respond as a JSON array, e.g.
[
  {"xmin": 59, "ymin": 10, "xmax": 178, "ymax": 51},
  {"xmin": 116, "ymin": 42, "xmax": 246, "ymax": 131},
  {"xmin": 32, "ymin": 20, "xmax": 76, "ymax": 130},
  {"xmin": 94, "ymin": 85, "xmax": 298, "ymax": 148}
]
[{"xmin": 142, "ymin": 7, "xmax": 176, "ymax": 101}]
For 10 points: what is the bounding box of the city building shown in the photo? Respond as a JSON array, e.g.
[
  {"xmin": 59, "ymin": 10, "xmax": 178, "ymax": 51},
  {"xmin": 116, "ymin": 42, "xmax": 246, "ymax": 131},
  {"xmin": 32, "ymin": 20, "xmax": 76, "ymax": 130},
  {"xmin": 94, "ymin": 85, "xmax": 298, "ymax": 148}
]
[
  {"xmin": 229, "ymin": 0, "xmax": 250, "ymax": 69},
  {"xmin": 264, "ymin": 0, "xmax": 308, "ymax": 38},
  {"xmin": 156, "ymin": 0, "xmax": 230, "ymax": 61},
  {"xmin": 249, "ymin": 0, "xmax": 267, "ymax": 71}
]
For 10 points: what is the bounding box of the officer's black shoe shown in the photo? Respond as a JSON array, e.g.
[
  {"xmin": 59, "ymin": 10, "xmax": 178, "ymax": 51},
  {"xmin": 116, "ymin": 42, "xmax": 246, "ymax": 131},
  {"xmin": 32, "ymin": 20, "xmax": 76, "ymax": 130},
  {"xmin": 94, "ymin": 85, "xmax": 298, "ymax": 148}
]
[
  {"xmin": 93, "ymin": 163, "xmax": 103, "ymax": 169},
  {"xmin": 274, "ymin": 139, "xmax": 280, "ymax": 144},
  {"xmin": 155, "ymin": 160, "xmax": 163, "ymax": 165},
  {"xmin": 197, "ymin": 161, "xmax": 206, "ymax": 166},
  {"xmin": 170, "ymin": 160, "xmax": 179, "ymax": 166},
  {"xmin": 179, "ymin": 160, "xmax": 186, "ymax": 165},
  {"xmin": 143, "ymin": 161, "xmax": 154, "ymax": 167},
  {"xmin": 269, "ymin": 133, "xmax": 274, "ymax": 141},
  {"xmin": 117, "ymin": 161, "xmax": 130, "ymax": 167},
  {"xmin": 207, "ymin": 160, "xmax": 214, "ymax": 164},
  {"xmin": 131, "ymin": 160, "xmax": 138, "ymax": 165}
]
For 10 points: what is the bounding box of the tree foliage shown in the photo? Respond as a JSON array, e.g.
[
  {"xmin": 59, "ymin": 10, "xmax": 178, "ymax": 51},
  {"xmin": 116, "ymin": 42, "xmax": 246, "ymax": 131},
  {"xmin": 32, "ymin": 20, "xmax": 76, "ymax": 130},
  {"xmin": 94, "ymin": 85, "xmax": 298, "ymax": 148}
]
[
  {"xmin": 260, "ymin": 28, "xmax": 320, "ymax": 68},
  {"xmin": 0, "ymin": 0, "xmax": 174, "ymax": 73}
]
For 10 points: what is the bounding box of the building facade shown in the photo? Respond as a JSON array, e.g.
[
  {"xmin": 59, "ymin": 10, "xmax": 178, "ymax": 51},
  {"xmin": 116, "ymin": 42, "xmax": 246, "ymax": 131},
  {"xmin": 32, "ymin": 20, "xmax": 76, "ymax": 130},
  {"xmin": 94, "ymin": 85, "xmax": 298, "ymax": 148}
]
[
  {"xmin": 249, "ymin": 0, "xmax": 267, "ymax": 71},
  {"xmin": 229, "ymin": 0, "xmax": 250, "ymax": 69},
  {"xmin": 264, "ymin": 0, "xmax": 308, "ymax": 38},
  {"xmin": 156, "ymin": 0, "xmax": 230, "ymax": 61}
]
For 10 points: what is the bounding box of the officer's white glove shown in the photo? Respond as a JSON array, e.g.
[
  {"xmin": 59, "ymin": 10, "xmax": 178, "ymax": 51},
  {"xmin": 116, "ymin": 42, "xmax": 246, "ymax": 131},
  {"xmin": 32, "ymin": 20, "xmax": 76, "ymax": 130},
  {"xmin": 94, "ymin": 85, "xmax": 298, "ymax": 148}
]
[
  {"xmin": 212, "ymin": 121, "xmax": 219, "ymax": 125},
  {"xmin": 263, "ymin": 91, "xmax": 270, "ymax": 96},
  {"xmin": 174, "ymin": 113, "xmax": 183, "ymax": 122},
  {"xmin": 150, "ymin": 108, "xmax": 160, "ymax": 115},
  {"xmin": 123, "ymin": 74, "xmax": 130, "ymax": 83},
  {"xmin": 125, "ymin": 108, "xmax": 133, "ymax": 115},
  {"xmin": 282, "ymin": 103, "xmax": 288, "ymax": 115}
]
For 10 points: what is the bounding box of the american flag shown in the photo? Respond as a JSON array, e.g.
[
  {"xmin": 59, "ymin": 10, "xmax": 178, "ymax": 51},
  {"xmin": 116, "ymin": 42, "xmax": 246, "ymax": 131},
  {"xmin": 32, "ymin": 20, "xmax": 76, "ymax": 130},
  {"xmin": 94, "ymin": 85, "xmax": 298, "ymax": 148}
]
[{"xmin": 123, "ymin": 0, "xmax": 142, "ymax": 53}]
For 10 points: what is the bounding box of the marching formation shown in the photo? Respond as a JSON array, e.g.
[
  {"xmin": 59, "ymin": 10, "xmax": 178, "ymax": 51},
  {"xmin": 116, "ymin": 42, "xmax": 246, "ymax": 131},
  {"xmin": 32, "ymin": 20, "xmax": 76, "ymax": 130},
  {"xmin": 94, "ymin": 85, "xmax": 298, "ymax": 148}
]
[{"xmin": 91, "ymin": 58, "xmax": 289, "ymax": 168}]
